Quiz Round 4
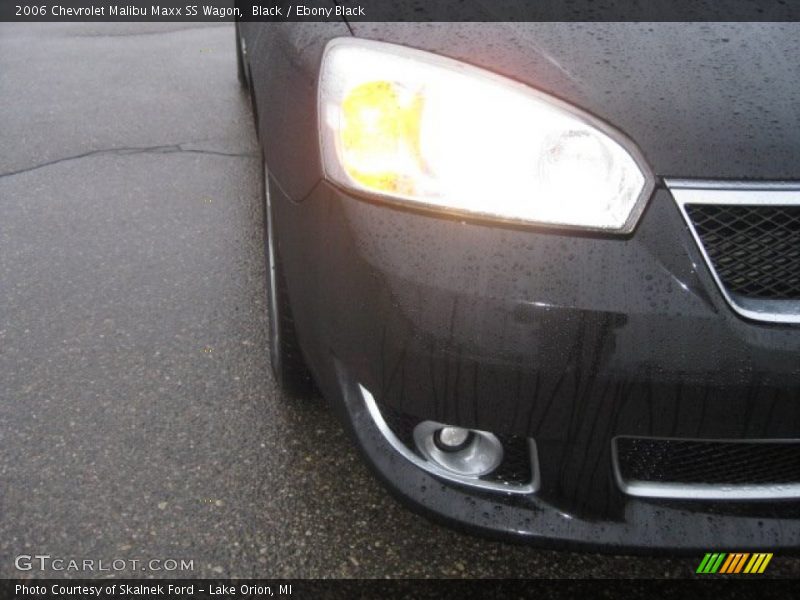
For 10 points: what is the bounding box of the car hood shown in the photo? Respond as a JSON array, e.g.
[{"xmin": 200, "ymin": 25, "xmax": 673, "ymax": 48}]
[{"xmin": 349, "ymin": 22, "xmax": 800, "ymax": 180}]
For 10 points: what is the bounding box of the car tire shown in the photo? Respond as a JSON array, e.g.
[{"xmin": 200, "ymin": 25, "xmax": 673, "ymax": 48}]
[
  {"xmin": 235, "ymin": 23, "xmax": 247, "ymax": 87},
  {"xmin": 262, "ymin": 163, "xmax": 315, "ymax": 396}
]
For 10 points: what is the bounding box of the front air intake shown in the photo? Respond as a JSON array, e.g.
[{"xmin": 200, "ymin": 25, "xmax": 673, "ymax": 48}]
[{"xmin": 613, "ymin": 436, "xmax": 800, "ymax": 500}]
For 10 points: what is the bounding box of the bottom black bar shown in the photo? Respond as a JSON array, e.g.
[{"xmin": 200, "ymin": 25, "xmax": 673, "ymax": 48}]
[{"xmin": 2, "ymin": 579, "xmax": 799, "ymax": 600}]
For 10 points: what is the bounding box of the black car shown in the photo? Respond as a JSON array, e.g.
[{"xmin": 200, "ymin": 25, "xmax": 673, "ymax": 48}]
[{"xmin": 235, "ymin": 21, "xmax": 800, "ymax": 552}]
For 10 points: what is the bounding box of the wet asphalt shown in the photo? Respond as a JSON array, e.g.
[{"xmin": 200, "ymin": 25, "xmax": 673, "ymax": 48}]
[{"xmin": 1, "ymin": 22, "xmax": 798, "ymax": 580}]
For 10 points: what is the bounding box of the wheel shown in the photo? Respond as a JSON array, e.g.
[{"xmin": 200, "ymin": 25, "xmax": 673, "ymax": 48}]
[
  {"xmin": 235, "ymin": 22, "xmax": 247, "ymax": 87},
  {"xmin": 263, "ymin": 163, "xmax": 315, "ymax": 395}
]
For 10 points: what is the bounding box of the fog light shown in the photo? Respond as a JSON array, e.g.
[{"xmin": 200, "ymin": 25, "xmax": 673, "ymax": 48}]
[
  {"xmin": 435, "ymin": 427, "xmax": 473, "ymax": 452},
  {"xmin": 413, "ymin": 421, "xmax": 503, "ymax": 477}
]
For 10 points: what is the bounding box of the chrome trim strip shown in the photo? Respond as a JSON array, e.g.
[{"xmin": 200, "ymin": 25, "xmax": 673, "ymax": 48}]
[
  {"xmin": 731, "ymin": 295, "xmax": 800, "ymax": 322},
  {"xmin": 619, "ymin": 480, "xmax": 800, "ymax": 501},
  {"xmin": 612, "ymin": 436, "xmax": 800, "ymax": 501},
  {"xmin": 359, "ymin": 384, "xmax": 539, "ymax": 495},
  {"xmin": 667, "ymin": 180, "xmax": 800, "ymax": 324},
  {"xmin": 666, "ymin": 179, "xmax": 800, "ymax": 192}
]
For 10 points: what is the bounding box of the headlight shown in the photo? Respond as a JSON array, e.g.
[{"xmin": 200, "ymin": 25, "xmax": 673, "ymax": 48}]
[{"xmin": 318, "ymin": 38, "xmax": 654, "ymax": 232}]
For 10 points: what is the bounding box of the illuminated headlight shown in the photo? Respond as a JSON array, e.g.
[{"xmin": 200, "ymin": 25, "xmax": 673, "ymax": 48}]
[{"xmin": 318, "ymin": 39, "xmax": 654, "ymax": 232}]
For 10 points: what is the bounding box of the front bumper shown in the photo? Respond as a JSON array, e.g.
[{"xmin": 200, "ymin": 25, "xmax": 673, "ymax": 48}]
[{"xmin": 272, "ymin": 176, "xmax": 800, "ymax": 552}]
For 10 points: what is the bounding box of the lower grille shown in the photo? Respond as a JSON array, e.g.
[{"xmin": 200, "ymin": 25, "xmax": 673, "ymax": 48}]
[
  {"xmin": 614, "ymin": 437, "xmax": 800, "ymax": 500},
  {"xmin": 685, "ymin": 203, "xmax": 800, "ymax": 300}
]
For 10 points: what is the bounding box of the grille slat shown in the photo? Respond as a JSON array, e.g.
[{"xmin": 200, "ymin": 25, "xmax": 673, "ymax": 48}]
[{"xmin": 686, "ymin": 204, "xmax": 800, "ymax": 300}]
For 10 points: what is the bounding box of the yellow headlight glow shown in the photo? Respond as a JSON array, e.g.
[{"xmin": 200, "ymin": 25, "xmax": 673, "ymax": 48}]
[{"xmin": 340, "ymin": 81, "xmax": 424, "ymax": 196}]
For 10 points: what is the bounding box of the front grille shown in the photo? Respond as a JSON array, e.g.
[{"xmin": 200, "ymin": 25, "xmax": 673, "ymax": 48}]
[
  {"xmin": 615, "ymin": 437, "xmax": 800, "ymax": 486},
  {"xmin": 685, "ymin": 204, "xmax": 800, "ymax": 300},
  {"xmin": 380, "ymin": 403, "xmax": 533, "ymax": 486}
]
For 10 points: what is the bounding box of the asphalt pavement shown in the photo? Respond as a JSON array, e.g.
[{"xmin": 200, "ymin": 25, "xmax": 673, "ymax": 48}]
[{"xmin": 1, "ymin": 22, "xmax": 798, "ymax": 579}]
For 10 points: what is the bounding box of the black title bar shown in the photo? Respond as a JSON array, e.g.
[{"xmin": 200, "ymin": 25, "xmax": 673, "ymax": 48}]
[{"xmin": 3, "ymin": 0, "xmax": 800, "ymax": 22}]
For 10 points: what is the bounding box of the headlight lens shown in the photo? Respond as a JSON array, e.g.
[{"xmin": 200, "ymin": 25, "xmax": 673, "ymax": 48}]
[{"xmin": 318, "ymin": 39, "xmax": 653, "ymax": 232}]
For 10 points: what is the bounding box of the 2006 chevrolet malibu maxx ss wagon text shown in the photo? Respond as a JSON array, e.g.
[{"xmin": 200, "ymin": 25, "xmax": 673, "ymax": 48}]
[{"xmin": 234, "ymin": 21, "xmax": 800, "ymax": 552}]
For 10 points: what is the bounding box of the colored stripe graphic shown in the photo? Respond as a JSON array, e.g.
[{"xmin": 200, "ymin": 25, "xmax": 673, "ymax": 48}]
[
  {"xmin": 710, "ymin": 553, "xmax": 726, "ymax": 573},
  {"xmin": 697, "ymin": 553, "xmax": 726, "ymax": 573},
  {"xmin": 735, "ymin": 553, "xmax": 750, "ymax": 573},
  {"xmin": 744, "ymin": 554, "xmax": 761, "ymax": 573},
  {"xmin": 718, "ymin": 554, "xmax": 735, "ymax": 573},
  {"xmin": 759, "ymin": 553, "xmax": 774, "ymax": 573},
  {"xmin": 724, "ymin": 553, "xmax": 749, "ymax": 574},
  {"xmin": 696, "ymin": 553, "xmax": 710, "ymax": 573},
  {"xmin": 698, "ymin": 552, "xmax": 773, "ymax": 574},
  {"xmin": 696, "ymin": 553, "xmax": 713, "ymax": 573}
]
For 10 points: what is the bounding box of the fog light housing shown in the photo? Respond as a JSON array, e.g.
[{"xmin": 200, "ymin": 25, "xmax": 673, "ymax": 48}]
[
  {"xmin": 358, "ymin": 383, "xmax": 538, "ymax": 494},
  {"xmin": 413, "ymin": 421, "xmax": 503, "ymax": 477}
]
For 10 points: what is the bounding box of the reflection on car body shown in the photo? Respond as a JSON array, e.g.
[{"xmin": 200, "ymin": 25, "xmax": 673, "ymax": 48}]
[{"xmin": 235, "ymin": 21, "xmax": 800, "ymax": 552}]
